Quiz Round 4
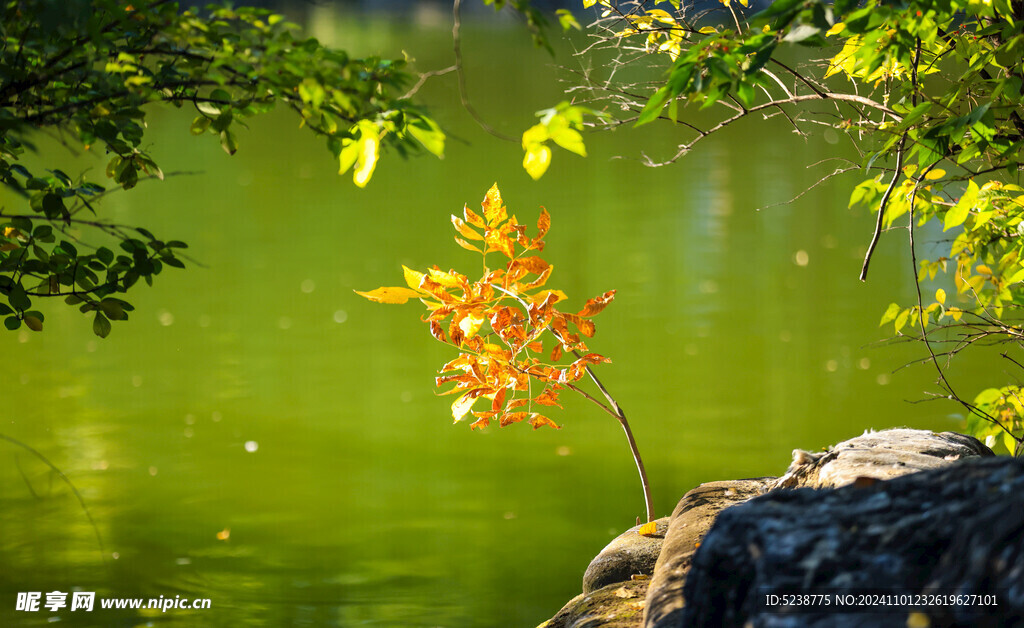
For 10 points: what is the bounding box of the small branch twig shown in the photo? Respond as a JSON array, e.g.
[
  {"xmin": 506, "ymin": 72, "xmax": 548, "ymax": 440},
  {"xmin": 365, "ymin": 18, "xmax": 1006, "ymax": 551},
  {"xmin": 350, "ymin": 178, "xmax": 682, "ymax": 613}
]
[{"xmin": 860, "ymin": 135, "xmax": 905, "ymax": 281}]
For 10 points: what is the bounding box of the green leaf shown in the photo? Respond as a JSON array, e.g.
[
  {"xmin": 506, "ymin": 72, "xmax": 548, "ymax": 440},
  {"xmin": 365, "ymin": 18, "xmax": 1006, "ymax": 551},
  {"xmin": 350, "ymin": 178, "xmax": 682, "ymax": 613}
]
[
  {"xmin": 407, "ymin": 117, "xmax": 445, "ymax": 158},
  {"xmin": 880, "ymin": 302, "xmax": 901, "ymax": 325},
  {"xmin": 556, "ymin": 9, "xmax": 581, "ymax": 31},
  {"xmin": 4, "ymin": 315, "xmax": 20, "ymax": 331},
  {"xmin": 636, "ymin": 86, "xmax": 672, "ymax": 126},
  {"xmin": 23, "ymin": 312, "xmax": 42, "ymax": 331},
  {"xmin": 93, "ymin": 312, "xmax": 112, "ymax": 338},
  {"xmin": 944, "ymin": 180, "xmax": 978, "ymax": 231},
  {"xmin": 190, "ymin": 116, "xmax": 211, "ymax": 135},
  {"xmin": 220, "ymin": 130, "xmax": 237, "ymax": 155}
]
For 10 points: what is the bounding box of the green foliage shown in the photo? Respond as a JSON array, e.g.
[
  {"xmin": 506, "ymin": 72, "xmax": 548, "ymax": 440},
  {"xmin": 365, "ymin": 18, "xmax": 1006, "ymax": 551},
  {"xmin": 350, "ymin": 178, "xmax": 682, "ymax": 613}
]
[
  {"xmin": 583, "ymin": 0, "xmax": 1024, "ymax": 448},
  {"xmin": 0, "ymin": 0, "xmax": 445, "ymax": 335}
]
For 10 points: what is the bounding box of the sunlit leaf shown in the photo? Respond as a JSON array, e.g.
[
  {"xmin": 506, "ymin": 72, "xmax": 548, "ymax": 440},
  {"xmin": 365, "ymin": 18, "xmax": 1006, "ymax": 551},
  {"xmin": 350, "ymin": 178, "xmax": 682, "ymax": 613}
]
[
  {"xmin": 528, "ymin": 413, "xmax": 560, "ymax": 430},
  {"xmin": 452, "ymin": 389, "xmax": 481, "ymax": 422},
  {"xmin": 637, "ymin": 521, "xmax": 658, "ymax": 536},
  {"xmin": 354, "ymin": 286, "xmax": 423, "ymax": 304},
  {"xmin": 500, "ymin": 411, "xmax": 529, "ymax": 426},
  {"xmin": 579, "ymin": 290, "xmax": 616, "ymax": 317},
  {"xmin": 537, "ymin": 208, "xmax": 551, "ymax": 239},
  {"xmin": 458, "ymin": 312, "xmax": 485, "ymax": 339},
  {"xmin": 523, "ymin": 144, "xmax": 552, "ymax": 180},
  {"xmin": 935, "ymin": 288, "xmax": 946, "ymax": 305},
  {"xmin": 452, "ymin": 215, "xmax": 483, "ymax": 241}
]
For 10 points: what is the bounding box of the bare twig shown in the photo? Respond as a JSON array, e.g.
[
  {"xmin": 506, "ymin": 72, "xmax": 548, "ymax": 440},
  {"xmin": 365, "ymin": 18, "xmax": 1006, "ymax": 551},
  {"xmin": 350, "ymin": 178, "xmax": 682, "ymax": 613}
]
[{"xmin": 859, "ymin": 135, "xmax": 905, "ymax": 281}]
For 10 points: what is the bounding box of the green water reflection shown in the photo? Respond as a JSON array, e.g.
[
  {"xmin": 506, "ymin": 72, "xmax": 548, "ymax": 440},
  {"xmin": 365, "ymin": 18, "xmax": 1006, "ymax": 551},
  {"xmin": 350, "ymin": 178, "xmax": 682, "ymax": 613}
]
[{"xmin": 0, "ymin": 9, "xmax": 988, "ymax": 628}]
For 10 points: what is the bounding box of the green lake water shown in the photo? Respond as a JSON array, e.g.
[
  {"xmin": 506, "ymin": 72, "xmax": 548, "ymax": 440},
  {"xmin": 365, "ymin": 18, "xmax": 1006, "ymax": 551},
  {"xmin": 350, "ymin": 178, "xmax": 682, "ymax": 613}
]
[{"xmin": 0, "ymin": 7, "xmax": 992, "ymax": 627}]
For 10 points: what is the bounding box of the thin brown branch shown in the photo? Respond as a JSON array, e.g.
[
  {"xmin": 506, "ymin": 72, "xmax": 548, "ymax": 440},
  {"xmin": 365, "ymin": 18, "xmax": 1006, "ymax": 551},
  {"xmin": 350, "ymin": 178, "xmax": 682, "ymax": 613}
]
[{"xmin": 860, "ymin": 135, "xmax": 905, "ymax": 281}]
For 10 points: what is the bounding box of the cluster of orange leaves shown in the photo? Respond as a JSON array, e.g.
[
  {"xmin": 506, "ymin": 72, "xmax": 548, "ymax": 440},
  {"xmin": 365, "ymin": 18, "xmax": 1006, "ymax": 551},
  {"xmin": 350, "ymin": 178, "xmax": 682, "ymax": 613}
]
[{"xmin": 357, "ymin": 184, "xmax": 615, "ymax": 431}]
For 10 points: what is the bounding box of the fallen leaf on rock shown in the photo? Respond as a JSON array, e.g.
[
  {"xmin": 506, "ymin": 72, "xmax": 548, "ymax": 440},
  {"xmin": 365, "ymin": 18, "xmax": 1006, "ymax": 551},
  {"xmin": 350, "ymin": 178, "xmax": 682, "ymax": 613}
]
[
  {"xmin": 614, "ymin": 587, "xmax": 636, "ymax": 599},
  {"xmin": 637, "ymin": 521, "xmax": 658, "ymax": 536}
]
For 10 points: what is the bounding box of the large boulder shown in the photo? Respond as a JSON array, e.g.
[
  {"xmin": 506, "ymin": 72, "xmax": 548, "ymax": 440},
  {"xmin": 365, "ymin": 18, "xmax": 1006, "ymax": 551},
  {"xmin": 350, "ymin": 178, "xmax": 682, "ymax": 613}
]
[
  {"xmin": 538, "ymin": 579, "xmax": 649, "ymax": 628},
  {"xmin": 642, "ymin": 478, "xmax": 775, "ymax": 628},
  {"xmin": 583, "ymin": 518, "xmax": 671, "ymax": 594},
  {"xmin": 680, "ymin": 456, "xmax": 1024, "ymax": 627},
  {"xmin": 770, "ymin": 428, "xmax": 992, "ymax": 490}
]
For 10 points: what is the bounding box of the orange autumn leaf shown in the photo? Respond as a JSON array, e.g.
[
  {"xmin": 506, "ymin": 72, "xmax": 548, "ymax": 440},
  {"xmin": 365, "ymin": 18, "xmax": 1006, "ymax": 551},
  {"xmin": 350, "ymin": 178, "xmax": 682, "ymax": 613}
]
[
  {"xmin": 355, "ymin": 286, "xmax": 424, "ymax": 304},
  {"xmin": 534, "ymin": 387, "xmax": 563, "ymax": 408},
  {"xmin": 500, "ymin": 411, "xmax": 529, "ymax": 426},
  {"xmin": 464, "ymin": 204, "xmax": 485, "ymax": 228},
  {"xmin": 359, "ymin": 184, "xmax": 616, "ymax": 435},
  {"xmin": 482, "ymin": 182, "xmax": 507, "ymax": 226},
  {"xmin": 579, "ymin": 290, "xmax": 616, "ymax": 317},
  {"xmin": 537, "ymin": 207, "xmax": 551, "ymax": 238},
  {"xmin": 529, "ymin": 414, "xmax": 560, "ymax": 430}
]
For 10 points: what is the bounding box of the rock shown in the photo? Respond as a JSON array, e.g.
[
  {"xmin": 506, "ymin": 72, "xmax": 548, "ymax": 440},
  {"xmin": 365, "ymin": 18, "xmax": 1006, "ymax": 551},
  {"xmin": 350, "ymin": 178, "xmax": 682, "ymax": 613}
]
[
  {"xmin": 680, "ymin": 456, "xmax": 1024, "ymax": 628},
  {"xmin": 539, "ymin": 579, "xmax": 649, "ymax": 628},
  {"xmin": 583, "ymin": 518, "xmax": 670, "ymax": 594},
  {"xmin": 642, "ymin": 478, "xmax": 774, "ymax": 628},
  {"xmin": 771, "ymin": 428, "xmax": 992, "ymax": 490}
]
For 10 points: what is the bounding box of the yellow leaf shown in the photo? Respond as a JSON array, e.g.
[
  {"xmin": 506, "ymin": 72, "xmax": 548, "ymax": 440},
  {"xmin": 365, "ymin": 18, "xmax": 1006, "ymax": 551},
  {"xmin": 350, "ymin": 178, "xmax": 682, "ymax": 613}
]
[
  {"xmin": 354, "ymin": 286, "xmax": 423, "ymax": 304},
  {"xmin": 977, "ymin": 265, "xmax": 993, "ymax": 275},
  {"xmin": 216, "ymin": 528, "xmax": 230, "ymax": 541},
  {"xmin": 935, "ymin": 288, "xmax": 946, "ymax": 305},
  {"xmin": 452, "ymin": 390, "xmax": 480, "ymax": 422},
  {"xmin": 925, "ymin": 168, "xmax": 946, "ymax": 180},
  {"xmin": 352, "ymin": 131, "xmax": 379, "ymax": 188},
  {"xmin": 459, "ymin": 313, "xmax": 485, "ymax": 339},
  {"xmin": 527, "ymin": 289, "xmax": 568, "ymax": 305},
  {"xmin": 428, "ymin": 268, "xmax": 464, "ymax": 288},
  {"xmin": 825, "ymin": 22, "xmax": 845, "ymax": 36},
  {"xmin": 452, "ymin": 215, "xmax": 483, "ymax": 240},
  {"xmin": 524, "ymin": 143, "xmax": 552, "ymax": 180},
  {"xmin": 699, "ymin": 26, "xmax": 717, "ymax": 34},
  {"xmin": 454, "ymin": 237, "xmax": 482, "ymax": 253},
  {"xmin": 637, "ymin": 521, "xmax": 658, "ymax": 536},
  {"xmin": 403, "ymin": 265, "xmax": 425, "ymax": 290},
  {"xmin": 482, "ymin": 183, "xmax": 507, "ymax": 226}
]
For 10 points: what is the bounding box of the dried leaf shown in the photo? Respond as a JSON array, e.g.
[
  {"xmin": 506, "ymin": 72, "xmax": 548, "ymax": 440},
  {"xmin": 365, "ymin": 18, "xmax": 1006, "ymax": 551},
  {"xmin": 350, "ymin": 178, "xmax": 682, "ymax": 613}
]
[
  {"xmin": 470, "ymin": 417, "xmax": 491, "ymax": 430},
  {"xmin": 529, "ymin": 413, "xmax": 560, "ymax": 429},
  {"xmin": 354, "ymin": 286, "xmax": 423, "ymax": 304},
  {"xmin": 579, "ymin": 290, "xmax": 616, "ymax": 317},
  {"xmin": 550, "ymin": 344, "xmax": 563, "ymax": 362},
  {"xmin": 500, "ymin": 411, "xmax": 529, "ymax": 426},
  {"xmin": 534, "ymin": 387, "xmax": 563, "ymax": 408},
  {"xmin": 537, "ymin": 207, "xmax": 551, "ymax": 238}
]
